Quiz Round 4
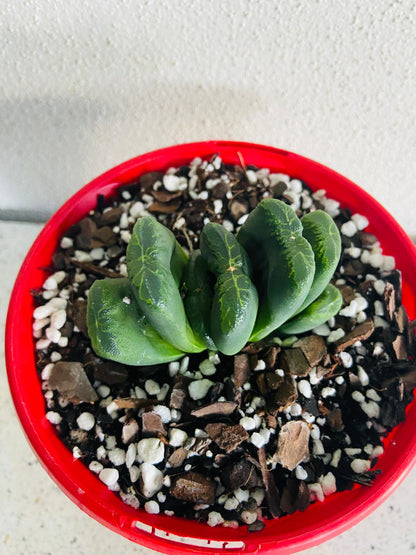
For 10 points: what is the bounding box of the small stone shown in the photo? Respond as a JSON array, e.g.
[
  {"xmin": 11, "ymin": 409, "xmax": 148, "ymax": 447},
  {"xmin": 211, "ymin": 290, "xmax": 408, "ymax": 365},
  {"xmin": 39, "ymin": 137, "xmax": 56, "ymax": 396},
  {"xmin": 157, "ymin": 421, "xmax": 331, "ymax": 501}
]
[
  {"xmin": 137, "ymin": 438, "xmax": 165, "ymax": 464},
  {"xmin": 99, "ymin": 468, "xmax": 119, "ymax": 487},
  {"xmin": 140, "ymin": 463, "xmax": 164, "ymax": 498},
  {"xmin": 76, "ymin": 412, "xmax": 95, "ymax": 431}
]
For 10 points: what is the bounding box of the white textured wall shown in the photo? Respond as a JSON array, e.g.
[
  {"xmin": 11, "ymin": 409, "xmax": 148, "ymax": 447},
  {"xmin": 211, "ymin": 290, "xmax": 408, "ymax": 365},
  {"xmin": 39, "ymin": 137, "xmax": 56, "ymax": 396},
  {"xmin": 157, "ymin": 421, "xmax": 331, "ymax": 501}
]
[{"xmin": 1, "ymin": 0, "xmax": 415, "ymax": 235}]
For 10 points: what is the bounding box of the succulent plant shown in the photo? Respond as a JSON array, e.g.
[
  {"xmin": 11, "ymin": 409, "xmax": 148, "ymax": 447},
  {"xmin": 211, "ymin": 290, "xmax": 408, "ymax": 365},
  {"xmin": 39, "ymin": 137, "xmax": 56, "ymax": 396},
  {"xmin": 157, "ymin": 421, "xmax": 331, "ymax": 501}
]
[{"xmin": 87, "ymin": 199, "xmax": 342, "ymax": 365}]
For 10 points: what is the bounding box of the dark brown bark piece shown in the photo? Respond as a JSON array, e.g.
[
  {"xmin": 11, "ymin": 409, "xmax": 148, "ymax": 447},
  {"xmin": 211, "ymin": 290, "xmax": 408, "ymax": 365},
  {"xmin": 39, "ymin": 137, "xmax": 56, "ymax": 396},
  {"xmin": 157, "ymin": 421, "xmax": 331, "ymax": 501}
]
[
  {"xmin": 191, "ymin": 401, "xmax": 237, "ymax": 418},
  {"xmin": 151, "ymin": 189, "xmax": 183, "ymax": 203},
  {"xmin": 72, "ymin": 298, "xmax": 88, "ymax": 335},
  {"xmin": 69, "ymin": 258, "xmax": 123, "ymax": 279},
  {"xmin": 333, "ymin": 318, "xmax": 375, "ymax": 353},
  {"xmin": 142, "ymin": 412, "xmax": 167, "ymax": 435},
  {"xmin": 384, "ymin": 282, "xmax": 396, "ymax": 320},
  {"xmin": 148, "ymin": 200, "xmax": 182, "ymax": 214},
  {"xmin": 395, "ymin": 305, "xmax": 409, "ymax": 334},
  {"xmin": 265, "ymin": 372, "xmax": 284, "ymax": 390},
  {"xmin": 392, "ymin": 335, "xmax": 408, "ymax": 361},
  {"xmin": 93, "ymin": 361, "xmax": 129, "ymax": 384},
  {"xmin": 293, "ymin": 335, "xmax": 327, "ymax": 367},
  {"xmin": 95, "ymin": 207, "xmax": 123, "ymax": 226},
  {"xmin": 258, "ymin": 447, "xmax": 281, "ymax": 518},
  {"xmin": 229, "ymin": 199, "xmax": 249, "ymax": 220},
  {"xmin": 263, "ymin": 346, "xmax": 280, "ymax": 369},
  {"xmin": 220, "ymin": 459, "xmax": 257, "ymax": 491},
  {"xmin": 274, "ymin": 421, "xmax": 310, "ymax": 471},
  {"xmin": 279, "ymin": 348, "xmax": 312, "ymax": 377},
  {"xmin": 205, "ymin": 423, "xmax": 249, "ymax": 453},
  {"xmin": 168, "ymin": 448, "xmax": 188, "ymax": 468},
  {"xmin": 269, "ymin": 374, "xmax": 298, "ymax": 412},
  {"xmin": 48, "ymin": 361, "xmax": 98, "ymax": 404},
  {"xmin": 170, "ymin": 471, "xmax": 216, "ymax": 504},
  {"xmin": 325, "ymin": 407, "xmax": 345, "ymax": 432},
  {"xmin": 337, "ymin": 284, "xmax": 356, "ymax": 305},
  {"xmin": 233, "ymin": 354, "xmax": 251, "ymax": 389}
]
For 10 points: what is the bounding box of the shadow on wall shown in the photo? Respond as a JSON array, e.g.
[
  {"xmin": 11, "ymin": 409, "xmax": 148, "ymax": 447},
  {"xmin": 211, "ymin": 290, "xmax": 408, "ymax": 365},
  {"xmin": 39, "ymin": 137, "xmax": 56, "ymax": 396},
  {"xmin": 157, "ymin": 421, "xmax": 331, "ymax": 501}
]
[{"xmin": 0, "ymin": 85, "xmax": 269, "ymax": 221}]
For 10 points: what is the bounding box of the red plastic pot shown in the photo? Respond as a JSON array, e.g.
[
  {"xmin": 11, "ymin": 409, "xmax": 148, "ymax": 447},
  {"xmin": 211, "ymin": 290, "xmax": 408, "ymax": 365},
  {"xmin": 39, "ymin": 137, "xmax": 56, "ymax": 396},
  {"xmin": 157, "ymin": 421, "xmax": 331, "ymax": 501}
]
[{"xmin": 5, "ymin": 141, "xmax": 416, "ymax": 554}]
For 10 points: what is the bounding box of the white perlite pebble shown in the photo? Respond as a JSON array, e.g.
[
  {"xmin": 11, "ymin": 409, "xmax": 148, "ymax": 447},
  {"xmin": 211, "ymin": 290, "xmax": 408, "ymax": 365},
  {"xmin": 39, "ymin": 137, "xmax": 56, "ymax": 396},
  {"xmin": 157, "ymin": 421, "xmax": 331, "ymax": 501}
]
[
  {"xmin": 373, "ymin": 279, "xmax": 386, "ymax": 296},
  {"xmin": 152, "ymin": 405, "xmax": 171, "ymax": 423},
  {"xmin": 239, "ymin": 416, "xmax": 257, "ymax": 431},
  {"xmin": 352, "ymin": 390, "xmax": 365, "ymax": 403},
  {"xmin": 145, "ymin": 379, "xmax": 161, "ymax": 396},
  {"xmin": 308, "ymin": 483, "xmax": 325, "ymax": 502},
  {"xmin": 224, "ymin": 497, "xmax": 239, "ymax": 511},
  {"xmin": 340, "ymin": 220, "xmax": 357, "ymax": 237},
  {"xmin": 344, "ymin": 447, "xmax": 362, "ymax": 456},
  {"xmin": 254, "ymin": 360, "xmax": 266, "ymax": 371},
  {"xmin": 222, "ymin": 219, "xmax": 234, "ymax": 232},
  {"xmin": 129, "ymin": 465, "xmax": 140, "ymax": 483},
  {"xmin": 372, "ymin": 445, "xmax": 384, "ymax": 458},
  {"xmin": 129, "ymin": 201, "xmax": 146, "ymax": 219},
  {"xmin": 382, "ymin": 256, "xmax": 395, "ymax": 271},
  {"xmin": 339, "ymin": 300, "xmax": 358, "ymax": 318},
  {"xmin": 46, "ymin": 411, "xmax": 62, "ymax": 425},
  {"xmin": 351, "ymin": 213, "xmax": 369, "ymax": 231},
  {"xmin": 41, "ymin": 363, "xmax": 54, "ymax": 380},
  {"xmin": 330, "ymin": 449, "xmax": 342, "ymax": 468},
  {"xmin": 108, "ymin": 448, "xmax": 126, "ymax": 466},
  {"xmin": 60, "ymin": 237, "xmax": 73, "ymax": 249},
  {"xmin": 290, "ymin": 403, "xmax": 302, "ymax": 417},
  {"xmin": 33, "ymin": 304, "xmax": 55, "ymax": 320},
  {"xmin": 189, "ymin": 379, "xmax": 214, "ymax": 401},
  {"xmin": 208, "ymin": 511, "xmax": 225, "ymax": 527},
  {"xmin": 374, "ymin": 300, "xmax": 385, "ymax": 316},
  {"xmin": 126, "ymin": 444, "xmax": 137, "ymax": 468},
  {"xmin": 97, "ymin": 385, "xmax": 111, "ymax": 398},
  {"xmin": 319, "ymin": 472, "xmax": 337, "ymax": 496},
  {"xmin": 339, "ymin": 351, "xmax": 353, "ymax": 368},
  {"xmin": 169, "ymin": 428, "xmax": 188, "ymax": 447},
  {"xmin": 298, "ymin": 380, "xmax": 312, "ymax": 399},
  {"xmin": 355, "ymin": 295, "xmax": 369, "ymax": 312},
  {"xmin": 163, "ymin": 174, "xmax": 180, "ymax": 192},
  {"xmin": 357, "ymin": 366, "xmax": 370, "ymax": 386},
  {"xmin": 33, "ymin": 317, "xmax": 50, "ymax": 331},
  {"xmin": 313, "ymin": 439, "xmax": 325, "ymax": 456},
  {"xmin": 99, "ymin": 468, "xmax": 119, "ymax": 487},
  {"xmin": 241, "ymin": 510, "xmax": 258, "ymax": 525},
  {"xmin": 50, "ymin": 309, "xmax": 66, "ymax": 329},
  {"xmin": 350, "ymin": 459, "xmax": 371, "ymax": 473},
  {"xmin": 89, "ymin": 460, "xmax": 103, "ymax": 474},
  {"xmin": 366, "ymin": 389, "xmax": 381, "ymax": 402},
  {"xmin": 295, "ymin": 465, "xmax": 308, "ymax": 480},
  {"xmin": 250, "ymin": 432, "xmax": 268, "ymax": 449},
  {"xmin": 327, "ymin": 328, "xmax": 345, "ymax": 343},
  {"xmin": 144, "ymin": 500, "xmax": 160, "ymax": 514},
  {"xmin": 310, "ymin": 424, "xmax": 320, "ymax": 440},
  {"xmin": 312, "ymin": 323, "xmax": 331, "ymax": 336},
  {"xmin": 45, "ymin": 327, "xmax": 61, "ymax": 343},
  {"xmin": 199, "ymin": 359, "xmax": 216, "ymax": 376},
  {"xmin": 137, "ymin": 438, "xmax": 165, "ymax": 464},
  {"xmin": 76, "ymin": 412, "xmax": 95, "ymax": 431},
  {"xmin": 72, "ymin": 446, "xmax": 82, "ymax": 459},
  {"xmin": 361, "ymin": 401, "xmax": 380, "ymax": 419},
  {"xmin": 321, "ymin": 387, "xmax": 336, "ymax": 398},
  {"xmin": 140, "ymin": 463, "xmax": 164, "ymax": 498}
]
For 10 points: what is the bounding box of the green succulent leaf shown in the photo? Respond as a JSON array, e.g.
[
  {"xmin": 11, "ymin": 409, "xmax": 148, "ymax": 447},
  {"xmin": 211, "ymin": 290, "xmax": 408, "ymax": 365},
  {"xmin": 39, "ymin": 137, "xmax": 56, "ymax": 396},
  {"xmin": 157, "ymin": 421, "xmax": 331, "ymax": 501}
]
[
  {"xmin": 87, "ymin": 278, "xmax": 184, "ymax": 365},
  {"xmin": 200, "ymin": 222, "xmax": 258, "ymax": 355},
  {"xmin": 278, "ymin": 283, "xmax": 343, "ymax": 335},
  {"xmin": 182, "ymin": 250, "xmax": 216, "ymax": 350},
  {"xmin": 293, "ymin": 210, "xmax": 342, "ymax": 314},
  {"xmin": 237, "ymin": 198, "xmax": 315, "ymax": 341},
  {"xmin": 126, "ymin": 216, "xmax": 204, "ymax": 353}
]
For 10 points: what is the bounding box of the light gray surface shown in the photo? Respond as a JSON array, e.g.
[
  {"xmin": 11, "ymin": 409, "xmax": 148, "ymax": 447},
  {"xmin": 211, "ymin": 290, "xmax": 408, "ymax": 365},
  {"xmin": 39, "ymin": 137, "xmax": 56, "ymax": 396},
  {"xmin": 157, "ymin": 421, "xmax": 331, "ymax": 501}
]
[
  {"xmin": 1, "ymin": 220, "xmax": 416, "ymax": 554},
  {"xmin": 1, "ymin": 1, "xmax": 416, "ymax": 234}
]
